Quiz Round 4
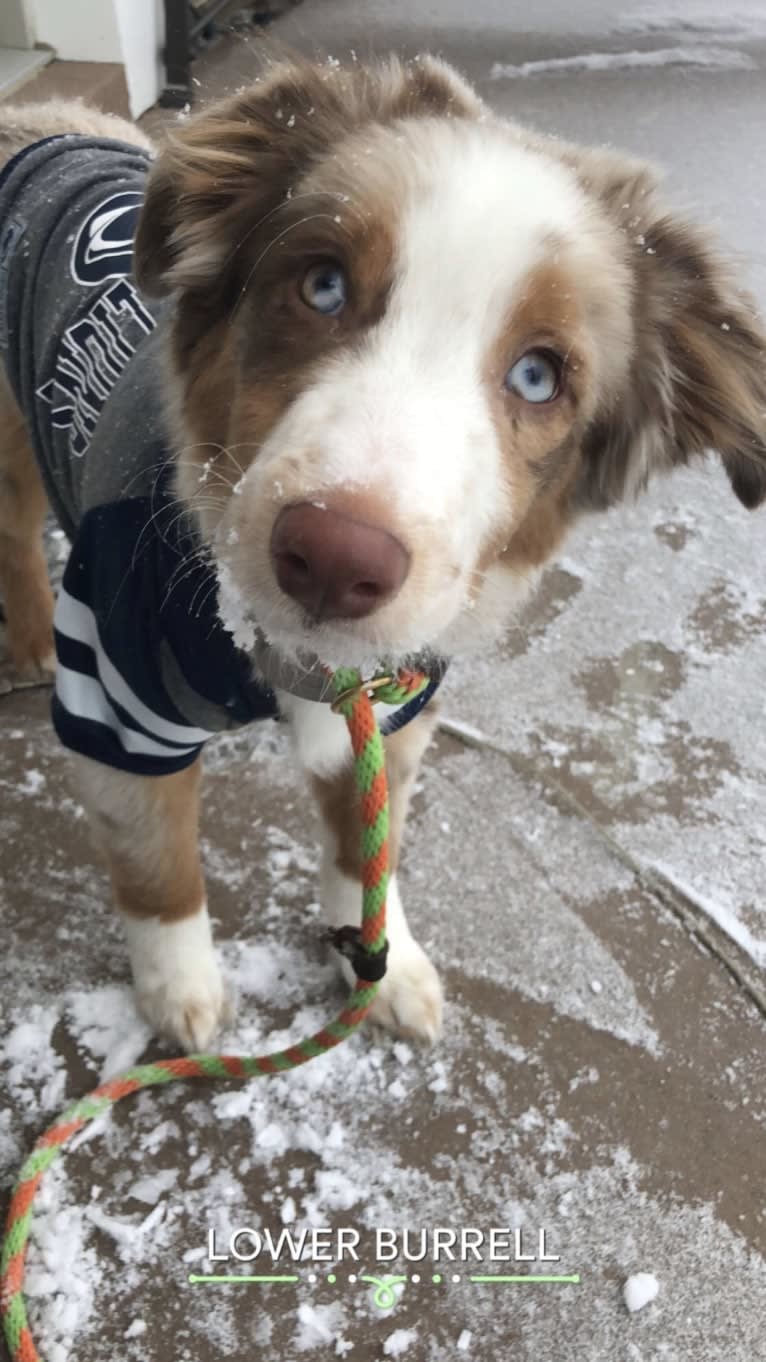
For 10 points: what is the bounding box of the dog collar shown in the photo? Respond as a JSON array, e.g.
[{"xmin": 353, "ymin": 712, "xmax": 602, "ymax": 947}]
[{"xmin": 248, "ymin": 629, "xmax": 448, "ymax": 706}]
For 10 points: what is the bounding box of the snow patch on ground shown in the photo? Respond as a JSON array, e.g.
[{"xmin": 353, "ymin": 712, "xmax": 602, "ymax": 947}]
[
  {"xmin": 448, "ymin": 462, "xmax": 766, "ymax": 970},
  {"xmin": 0, "ymin": 1006, "xmax": 66, "ymax": 1114},
  {"xmin": 410, "ymin": 752, "xmax": 662, "ymax": 1056},
  {"xmin": 649, "ymin": 862, "xmax": 766, "ymax": 968},
  {"xmin": 617, "ymin": 1, "xmax": 766, "ymax": 41},
  {"xmin": 623, "ymin": 1271, "xmax": 660, "ymax": 1313},
  {"xmin": 294, "ymin": 1301, "xmax": 347, "ymax": 1350},
  {"xmin": 65, "ymin": 986, "xmax": 152, "ymax": 1079},
  {"xmin": 491, "ymin": 46, "xmax": 755, "ymax": 79},
  {"xmin": 384, "ymin": 1328, "xmax": 419, "ymax": 1356}
]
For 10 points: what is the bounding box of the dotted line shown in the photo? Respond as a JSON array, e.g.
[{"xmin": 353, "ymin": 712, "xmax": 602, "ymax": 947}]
[
  {"xmin": 305, "ymin": 1272, "xmax": 463, "ymax": 1284},
  {"xmin": 192, "ymin": 1271, "xmax": 580, "ymax": 1287}
]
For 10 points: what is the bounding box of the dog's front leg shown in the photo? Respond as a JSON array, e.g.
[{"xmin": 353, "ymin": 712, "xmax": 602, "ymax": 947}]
[
  {"xmin": 73, "ymin": 753, "xmax": 226, "ymax": 1051},
  {"xmin": 284, "ymin": 697, "xmax": 443, "ymax": 1044}
]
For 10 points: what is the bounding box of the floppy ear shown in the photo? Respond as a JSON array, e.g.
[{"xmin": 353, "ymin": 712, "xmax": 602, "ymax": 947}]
[
  {"xmin": 572, "ymin": 150, "xmax": 766, "ymax": 510},
  {"xmin": 133, "ymin": 53, "xmax": 483, "ymax": 300},
  {"xmin": 133, "ymin": 60, "xmax": 341, "ymax": 299}
]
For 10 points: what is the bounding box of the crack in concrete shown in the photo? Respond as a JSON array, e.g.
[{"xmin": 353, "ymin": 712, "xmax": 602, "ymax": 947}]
[{"xmin": 438, "ymin": 714, "xmax": 766, "ymax": 1022}]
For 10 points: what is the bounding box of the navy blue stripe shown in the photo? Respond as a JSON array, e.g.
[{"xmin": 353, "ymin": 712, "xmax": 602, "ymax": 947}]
[
  {"xmin": 51, "ymin": 696, "xmax": 201, "ymax": 779},
  {"xmin": 60, "ymin": 503, "xmax": 210, "ymax": 732},
  {"xmin": 54, "ymin": 628, "xmax": 201, "ymax": 753},
  {"xmin": 379, "ymin": 678, "xmax": 441, "ymax": 737},
  {"xmin": 54, "ymin": 630, "xmax": 99, "ymax": 680}
]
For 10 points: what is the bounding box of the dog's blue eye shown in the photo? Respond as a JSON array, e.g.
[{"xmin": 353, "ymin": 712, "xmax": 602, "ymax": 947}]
[
  {"xmin": 301, "ymin": 263, "xmax": 347, "ymax": 316},
  {"xmin": 505, "ymin": 350, "xmax": 561, "ymax": 403}
]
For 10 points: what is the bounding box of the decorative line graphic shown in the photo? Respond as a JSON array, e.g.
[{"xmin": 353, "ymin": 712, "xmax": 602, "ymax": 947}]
[
  {"xmin": 188, "ymin": 1274, "xmax": 299, "ymax": 1285},
  {"xmin": 188, "ymin": 1271, "xmax": 582, "ymax": 1295},
  {"xmin": 470, "ymin": 1274, "xmax": 581, "ymax": 1284},
  {"xmin": 360, "ymin": 1275, "xmax": 409, "ymax": 1309}
]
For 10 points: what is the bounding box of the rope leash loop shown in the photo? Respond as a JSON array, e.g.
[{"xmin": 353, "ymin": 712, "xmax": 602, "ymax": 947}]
[
  {"xmin": 1, "ymin": 666, "xmax": 430, "ymax": 1362},
  {"xmin": 327, "ymin": 926, "xmax": 390, "ymax": 983}
]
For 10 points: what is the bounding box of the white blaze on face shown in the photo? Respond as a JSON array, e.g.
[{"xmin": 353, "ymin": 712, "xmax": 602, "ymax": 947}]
[
  {"xmin": 357, "ymin": 122, "xmax": 589, "ymax": 536},
  {"xmin": 307, "ymin": 123, "xmax": 586, "ymax": 519}
]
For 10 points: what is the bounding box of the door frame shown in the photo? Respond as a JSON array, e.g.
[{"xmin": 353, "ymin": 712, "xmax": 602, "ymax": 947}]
[{"xmin": 0, "ymin": 0, "xmax": 34, "ymax": 49}]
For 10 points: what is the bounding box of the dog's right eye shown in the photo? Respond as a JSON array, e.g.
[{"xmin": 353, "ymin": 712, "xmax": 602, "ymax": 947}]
[{"xmin": 300, "ymin": 262, "xmax": 347, "ymax": 316}]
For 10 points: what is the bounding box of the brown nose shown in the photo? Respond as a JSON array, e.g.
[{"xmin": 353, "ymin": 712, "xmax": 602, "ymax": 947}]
[{"xmin": 270, "ymin": 502, "xmax": 410, "ymax": 620}]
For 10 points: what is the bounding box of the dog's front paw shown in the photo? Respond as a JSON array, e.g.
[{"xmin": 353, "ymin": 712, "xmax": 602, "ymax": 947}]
[
  {"xmin": 123, "ymin": 909, "xmax": 231, "ymax": 1052},
  {"xmin": 367, "ymin": 942, "xmax": 443, "ymax": 1045},
  {"xmin": 136, "ymin": 959, "xmax": 229, "ymax": 1052}
]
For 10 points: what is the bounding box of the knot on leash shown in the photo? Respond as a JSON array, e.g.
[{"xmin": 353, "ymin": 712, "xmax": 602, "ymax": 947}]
[{"xmin": 327, "ymin": 926, "xmax": 390, "ymax": 983}]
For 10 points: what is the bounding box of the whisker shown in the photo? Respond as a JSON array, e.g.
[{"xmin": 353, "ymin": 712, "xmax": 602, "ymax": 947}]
[
  {"xmin": 232, "ymin": 214, "xmax": 345, "ymax": 320},
  {"xmin": 160, "ymin": 549, "xmax": 212, "ymax": 612},
  {"xmin": 225, "ymin": 188, "xmax": 366, "ymax": 270},
  {"xmin": 191, "ymin": 578, "xmax": 221, "ymax": 620}
]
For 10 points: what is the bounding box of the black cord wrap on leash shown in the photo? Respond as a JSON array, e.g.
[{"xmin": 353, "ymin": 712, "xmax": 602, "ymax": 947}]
[{"xmin": 328, "ymin": 926, "xmax": 390, "ymax": 983}]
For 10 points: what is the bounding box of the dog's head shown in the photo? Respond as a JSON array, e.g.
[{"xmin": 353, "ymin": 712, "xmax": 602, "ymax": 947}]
[{"xmin": 135, "ymin": 55, "xmax": 766, "ymax": 671}]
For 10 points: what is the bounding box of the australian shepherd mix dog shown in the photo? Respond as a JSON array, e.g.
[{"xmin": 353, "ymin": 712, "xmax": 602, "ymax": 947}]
[{"xmin": 1, "ymin": 56, "xmax": 765, "ymax": 1052}]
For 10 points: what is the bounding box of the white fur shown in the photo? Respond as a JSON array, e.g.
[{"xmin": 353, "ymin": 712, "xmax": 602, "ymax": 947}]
[
  {"xmin": 278, "ymin": 687, "xmax": 430, "ymax": 777},
  {"xmin": 121, "ymin": 905, "xmax": 227, "ymax": 1052},
  {"xmin": 278, "ymin": 689, "xmax": 352, "ymax": 776}
]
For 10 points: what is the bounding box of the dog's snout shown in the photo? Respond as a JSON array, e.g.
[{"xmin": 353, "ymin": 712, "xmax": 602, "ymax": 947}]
[{"xmin": 270, "ymin": 502, "xmax": 410, "ymax": 621}]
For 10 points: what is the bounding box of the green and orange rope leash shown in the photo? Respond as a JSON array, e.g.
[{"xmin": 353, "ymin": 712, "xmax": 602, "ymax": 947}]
[{"xmin": 1, "ymin": 666, "xmax": 430, "ymax": 1362}]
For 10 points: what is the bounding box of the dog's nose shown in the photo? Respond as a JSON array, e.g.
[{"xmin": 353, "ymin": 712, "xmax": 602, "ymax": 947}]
[{"xmin": 270, "ymin": 502, "xmax": 410, "ymax": 620}]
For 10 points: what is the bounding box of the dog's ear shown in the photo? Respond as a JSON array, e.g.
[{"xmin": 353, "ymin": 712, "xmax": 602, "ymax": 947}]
[
  {"xmin": 571, "ymin": 148, "xmax": 766, "ymax": 511},
  {"xmin": 133, "ymin": 60, "xmax": 339, "ymax": 299},
  {"xmin": 134, "ymin": 54, "xmax": 482, "ymax": 299}
]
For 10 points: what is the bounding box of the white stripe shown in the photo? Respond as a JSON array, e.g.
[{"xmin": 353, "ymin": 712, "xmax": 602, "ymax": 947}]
[
  {"xmin": 55, "ymin": 587, "xmax": 214, "ymax": 746},
  {"xmin": 55, "ymin": 665, "xmax": 200, "ymax": 761}
]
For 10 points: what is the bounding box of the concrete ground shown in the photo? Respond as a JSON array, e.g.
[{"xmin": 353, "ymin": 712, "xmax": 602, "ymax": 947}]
[{"xmin": 2, "ymin": 3, "xmax": 766, "ymax": 1360}]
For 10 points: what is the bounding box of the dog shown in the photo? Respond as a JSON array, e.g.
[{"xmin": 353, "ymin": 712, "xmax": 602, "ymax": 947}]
[{"xmin": 1, "ymin": 55, "xmax": 765, "ymax": 1052}]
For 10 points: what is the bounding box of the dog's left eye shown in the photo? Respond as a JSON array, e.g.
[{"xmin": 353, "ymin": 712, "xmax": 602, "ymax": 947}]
[
  {"xmin": 301, "ymin": 262, "xmax": 347, "ymax": 316},
  {"xmin": 505, "ymin": 350, "xmax": 561, "ymax": 403}
]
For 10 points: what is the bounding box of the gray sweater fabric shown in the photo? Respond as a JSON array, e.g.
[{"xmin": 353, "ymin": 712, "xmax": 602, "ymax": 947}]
[{"xmin": 0, "ymin": 134, "xmax": 166, "ymax": 538}]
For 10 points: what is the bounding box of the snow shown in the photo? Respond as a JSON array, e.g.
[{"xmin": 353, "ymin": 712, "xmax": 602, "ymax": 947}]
[
  {"xmin": 623, "ymin": 1272, "xmax": 660, "ymax": 1313},
  {"xmin": 1, "ymin": 1008, "xmax": 66, "ymax": 1113},
  {"xmin": 86, "ymin": 1201, "xmax": 166, "ymax": 1250},
  {"xmin": 65, "ymin": 986, "xmax": 152, "ymax": 1080},
  {"xmin": 6, "ymin": 956, "xmax": 757, "ymax": 1361},
  {"xmin": 448, "ymin": 462, "xmax": 766, "ymax": 973},
  {"xmin": 649, "ymin": 862, "xmax": 766, "ymax": 969},
  {"xmin": 294, "ymin": 1302, "xmax": 346, "ymax": 1350},
  {"xmin": 384, "ymin": 1328, "xmax": 419, "ymax": 1356},
  {"xmin": 617, "ymin": 1, "xmax": 766, "ymax": 41},
  {"xmin": 491, "ymin": 46, "xmax": 755, "ymax": 79},
  {"xmin": 128, "ymin": 1170, "xmax": 179, "ymax": 1204},
  {"xmin": 18, "ymin": 768, "xmax": 46, "ymax": 795},
  {"xmin": 214, "ymin": 558, "xmax": 258, "ymax": 654},
  {"xmin": 1, "ymin": 693, "xmax": 764, "ymax": 1362}
]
